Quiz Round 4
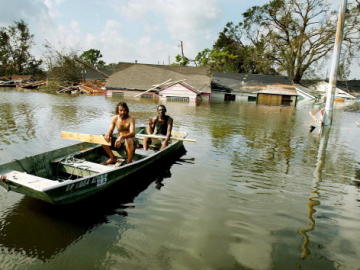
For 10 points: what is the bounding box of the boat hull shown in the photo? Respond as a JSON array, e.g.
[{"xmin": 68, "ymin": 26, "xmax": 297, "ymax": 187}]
[
  {"xmin": 0, "ymin": 130, "xmax": 186, "ymax": 204},
  {"xmin": 43, "ymin": 142, "xmax": 184, "ymax": 204}
]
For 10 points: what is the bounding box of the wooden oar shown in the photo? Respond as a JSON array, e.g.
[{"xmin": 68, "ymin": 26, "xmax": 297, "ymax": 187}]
[
  {"xmin": 135, "ymin": 134, "xmax": 196, "ymax": 142},
  {"xmin": 61, "ymin": 131, "xmax": 196, "ymax": 144},
  {"xmin": 61, "ymin": 131, "xmax": 110, "ymax": 145}
]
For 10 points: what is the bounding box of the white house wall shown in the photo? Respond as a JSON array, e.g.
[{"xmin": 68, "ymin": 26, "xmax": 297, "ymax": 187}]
[
  {"xmin": 159, "ymin": 83, "xmax": 198, "ymax": 101},
  {"xmin": 211, "ymin": 91, "xmax": 257, "ymax": 102}
]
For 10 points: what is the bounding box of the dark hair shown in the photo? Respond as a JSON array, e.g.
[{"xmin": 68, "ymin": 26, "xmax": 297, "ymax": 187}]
[
  {"xmin": 115, "ymin": 102, "xmax": 129, "ymax": 116},
  {"xmin": 157, "ymin": 104, "xmax": 167, "ymax": 112}
]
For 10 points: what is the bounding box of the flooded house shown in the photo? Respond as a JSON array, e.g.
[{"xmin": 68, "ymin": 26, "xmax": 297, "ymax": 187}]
[
  {"xmin": 212, "ymin": 72, "xmax": 298, "ymax": 106},
  {"xmin": 299, "ymin": 80, "xmax": 358, "ymax": 102},
  {"xmin": 105, "ymin": 63, "xmax": 211, "ymax": 104}
]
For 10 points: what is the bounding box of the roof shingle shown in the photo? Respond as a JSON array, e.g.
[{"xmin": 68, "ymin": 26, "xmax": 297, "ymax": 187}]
[{"xmin": 106, "ymin": 63, "xmax": 211, "ymax": 93}]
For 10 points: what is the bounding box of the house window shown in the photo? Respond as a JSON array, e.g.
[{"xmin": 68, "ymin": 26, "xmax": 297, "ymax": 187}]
[
  {"xmin": 141, "ymin": 94, "xmax": 153, "ymax": 99},
  {"xmin": 281, "ymin": 95, "xmax": 292, "ymax": 105},
  {"xmin": 112, "ymin": 92, "xmax": 124, "ymax": 97},
  {"xmin": 224, "ymin": 93, "xmax": 236, "ymax": 101},
  {"xmin": 166, "ymin": 96, "xmax": 190, "ymax": 102},
  {"xmin": 248, "ymin": 96, "xmax": 257, "ymax": 102}
]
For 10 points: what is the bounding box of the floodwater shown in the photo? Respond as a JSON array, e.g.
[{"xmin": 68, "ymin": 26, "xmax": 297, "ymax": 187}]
[{"xmin": 0, "ymin": 88, "xmax": 360, "ymax": 270}]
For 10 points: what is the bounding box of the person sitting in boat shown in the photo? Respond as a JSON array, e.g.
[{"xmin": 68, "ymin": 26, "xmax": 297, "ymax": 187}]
[
  {"xmin": 103, "ymin": 102, "xmax": 135, "ymax": 165},
  {"xmin": 143, "ymin": 104, "xmax": 173, "ymax": 151}
]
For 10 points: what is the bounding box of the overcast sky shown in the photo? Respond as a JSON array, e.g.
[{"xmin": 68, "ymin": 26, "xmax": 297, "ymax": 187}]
[{"xmin": 0, "ymin": 0, "xmax": 358, "ymax": 78}]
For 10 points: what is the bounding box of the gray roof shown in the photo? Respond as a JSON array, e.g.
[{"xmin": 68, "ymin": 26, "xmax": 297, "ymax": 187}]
[
  {"xmin": 106, "ymin": 63, "xmax": 211, "ymax": 93},
  {"xmin": 337, "ymin": 80, "xmax": 360, "ymax": 94},
  {"xmin": 212, "ymin": 72, "xmax": 294, "ymax": 93},
  {"xmin": 84, "ymin": 68, "xmax": 112, "ymax": 80}
]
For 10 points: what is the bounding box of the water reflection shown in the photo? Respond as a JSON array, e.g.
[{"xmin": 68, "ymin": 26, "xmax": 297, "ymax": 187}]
[
  {"xmin": 355, "ymin": 168, "xmax": 360, "ymax": 187},
  {"xmin": 0, "ymin": 104, "xmax": 19, "ymax": 145},
  {"xmin": 1, "ymin": 90, "xmax": 360, "ymax": 269},
  {"xmin": 0, "ymin": 149, "xmax": 184, "ymax": 262},
  {"xmin": 298, "ymin": 127, "xmax": 330, "ymax": 259},
  {"xmin": 225, "ymin": 106, "xmax": 298, "ymax": 191},
  {"xmin": 0, "ymin": 103, "xmax": 38, "ymax": 145}
]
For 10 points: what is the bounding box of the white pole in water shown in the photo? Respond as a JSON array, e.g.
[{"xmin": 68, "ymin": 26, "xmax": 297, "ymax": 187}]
[{"xmin": 323, "ymin": 0, "xmax": 347, "ymax": 126}]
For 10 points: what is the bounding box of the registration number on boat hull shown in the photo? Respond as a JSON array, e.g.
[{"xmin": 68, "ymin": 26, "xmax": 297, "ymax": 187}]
[{"xmin": 65, "ymin": 174, "xmax": 108, "ymax": 192}]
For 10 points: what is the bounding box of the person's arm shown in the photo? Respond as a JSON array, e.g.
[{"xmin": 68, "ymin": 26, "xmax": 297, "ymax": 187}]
[
  {"xmin": 162, "ymin": 117, "xmax": 173, "ymax": 148},
  {"xmin": 104, "ymin": 116, "xmax": 116, "ymax": 142},
  {"xmin": 146, "ymin": 117, "xmax": 156, "ymax": 134}
]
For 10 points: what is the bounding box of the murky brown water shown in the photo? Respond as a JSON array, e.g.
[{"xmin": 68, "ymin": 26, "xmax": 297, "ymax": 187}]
[{"xmin": 0, "ymin": 88, "xmax": 360, "ymax": 270}]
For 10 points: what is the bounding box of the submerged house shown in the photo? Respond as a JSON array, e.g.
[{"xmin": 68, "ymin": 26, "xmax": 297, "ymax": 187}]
[
  {"xmin": 212, "ymin": 72, "xmax": 298, "ymax": 106},
  {"xmin": 157, "ymin": 81, "xmax": 203, "ymax": 102},
  {"xmin": 105, "ymin": 63, "xmax": 211, "ymax": 103},
  {"xmin": 300, "ymin": 80, "xmax": 358, "ymax": 101}
]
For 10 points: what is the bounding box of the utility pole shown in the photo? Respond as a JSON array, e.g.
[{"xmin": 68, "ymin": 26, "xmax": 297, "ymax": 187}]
[
  {"xmin": 179, "ymin": 40, "xmax": 184, "ymax": 58},
  {"xmin": 323, "ymin": 0, "xmax": 347, "ymax": 126}
]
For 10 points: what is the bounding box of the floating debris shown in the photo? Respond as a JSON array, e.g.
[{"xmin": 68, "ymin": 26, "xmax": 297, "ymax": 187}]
[{"xmin": 57, "ymin": 82, "xmax": 105, "ymax": 95}]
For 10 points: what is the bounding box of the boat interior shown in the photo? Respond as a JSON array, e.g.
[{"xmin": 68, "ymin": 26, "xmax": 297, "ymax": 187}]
[{"xmin": 0, "ymin": 130, "xmax": 185, "ymax": 191}]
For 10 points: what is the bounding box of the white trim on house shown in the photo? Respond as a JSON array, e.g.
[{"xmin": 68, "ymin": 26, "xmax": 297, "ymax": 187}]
[
  {"xmin": 294, "ymin": 84, "xmax": 316, "ymax": 99},
  {"xmin": 158, "ymin": 82, "xmax": 199, "ymax": 102}
]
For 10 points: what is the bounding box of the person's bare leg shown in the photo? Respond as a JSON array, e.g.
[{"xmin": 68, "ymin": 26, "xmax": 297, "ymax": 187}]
[
  {"xmin": 125, "ymin": 139, "xmax": 134, "ymax": 164},
  {"xmin": 143, "ymin": 137, "xmax": 149, "ymax": 151},
  {"xmin": 143, "ymin": 124, "xmax": 153, "ymax": 151},
  {"xmin": 160, "ymin": 140, "xmax": 168, "ymax": 150},
  {"xmin": 102, "ymin": 145, "xmax": 117, "ymax": 164}
]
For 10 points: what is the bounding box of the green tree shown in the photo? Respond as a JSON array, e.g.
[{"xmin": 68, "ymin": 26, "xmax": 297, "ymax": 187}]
[
  {"xmin": 195, "ymin": 22, "xmax": 275, "ymax": 74},
  {"xmin": 0, "ymin": 20, "xmax": 42, "ymax": 76},
  {"xmin": 0, "ymin": 30, "xmax": 11, "ymax": 75},
  {"xmin": 80, "ymin": 49, "xmax": 105, "ymax": 68},
  {"xmin": 196, "ymin": 0, "xmax": 359, "ymax": 81},
  {"xmin": 172, "ymin": 54, "xmax": 190, "ymax": 66}
]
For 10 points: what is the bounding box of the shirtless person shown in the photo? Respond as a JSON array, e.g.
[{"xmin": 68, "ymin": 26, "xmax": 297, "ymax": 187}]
[
  {"xmin": 103, "ymin": 102, "xmax": 135, "ymax": 165},
  {"xmin": 143, "ymin": 105, "xmax": 173, "ymax": 151}
]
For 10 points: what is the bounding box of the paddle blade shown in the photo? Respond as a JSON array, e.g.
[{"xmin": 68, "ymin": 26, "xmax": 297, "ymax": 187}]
[{"xmin": 61, "ymin": 131, "xmax": 110, "ymax": 145}]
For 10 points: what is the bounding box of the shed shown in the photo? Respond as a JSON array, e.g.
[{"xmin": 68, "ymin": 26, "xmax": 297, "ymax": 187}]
[
  {"xmin": 105, "ymin": 63, "xmax": 211, "ymax": 102},
  {"xmin": 256, "ymin": 87, "xmax": 298, "ymax": 106}
]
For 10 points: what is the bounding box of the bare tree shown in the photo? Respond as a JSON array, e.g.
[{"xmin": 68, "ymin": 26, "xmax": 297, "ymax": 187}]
[{"xmin": 241, "ymin": 0, "xmax": 360, "ymax": 82}]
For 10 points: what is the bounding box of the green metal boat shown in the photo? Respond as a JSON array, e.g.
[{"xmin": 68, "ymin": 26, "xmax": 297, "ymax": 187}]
[{"xmin": 0, "ymin": 127, "xmax": 187, "ymax": 204}]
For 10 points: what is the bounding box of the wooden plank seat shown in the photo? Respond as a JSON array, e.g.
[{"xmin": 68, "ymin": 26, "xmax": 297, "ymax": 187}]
[
  {"xmin": 58, "ymin": 159, "xmax": 113, "ymax": 177},
  {"xmin": 4, "ymin": 171, "xmax": 59, "ymax": 191}
]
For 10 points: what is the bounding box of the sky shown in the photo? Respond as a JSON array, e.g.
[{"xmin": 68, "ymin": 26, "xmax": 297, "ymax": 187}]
[{"xmin": 0, "ymin": 0, "xmax": 358, "ymax": 78}]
